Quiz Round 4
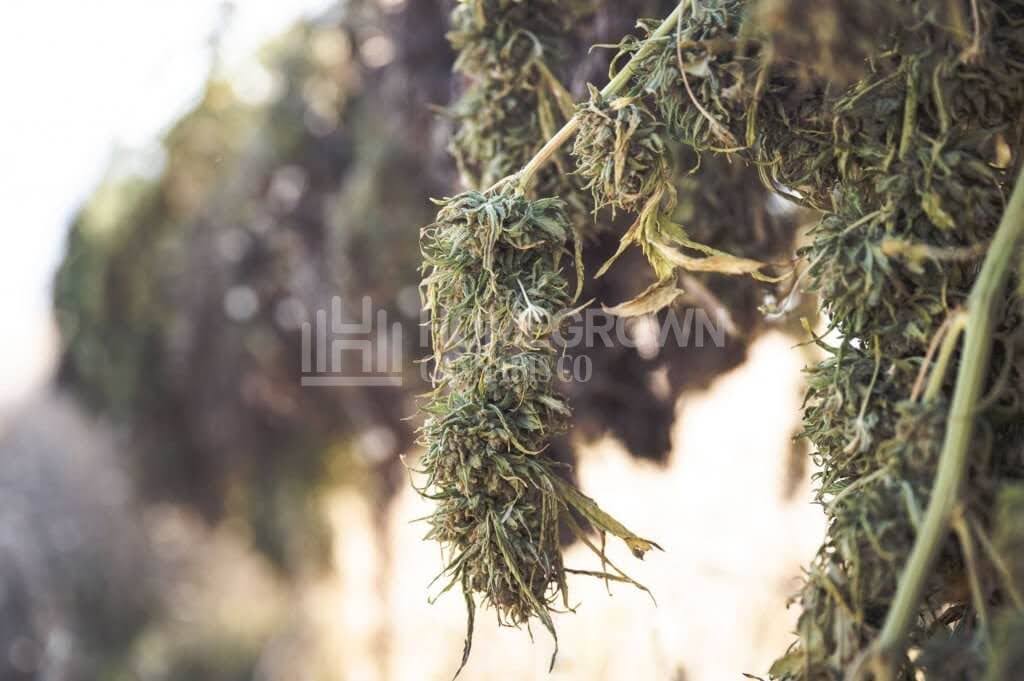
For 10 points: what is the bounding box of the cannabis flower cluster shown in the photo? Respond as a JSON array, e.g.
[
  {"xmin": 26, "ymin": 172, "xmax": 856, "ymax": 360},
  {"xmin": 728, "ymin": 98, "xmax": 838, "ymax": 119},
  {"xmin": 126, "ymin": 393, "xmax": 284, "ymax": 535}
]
[
  {"xmin": 599, "ymin": 7, "xmax": 1024, "ymax": 675},
  {"xmin": 419, "ymin": 189, "xmax": 657, "ymax": 674},
  {"xmin": 572, "ymin": 86, "xmax": 672, "ymax": 215},
  {"xmin": 610, "ymin": 0, "xmax": 1024, "ymax": 677},
  {"xmin": 418, "ymin": 0, "xmax": 1024, "ymax": 678},
  {"xmin": 447, "ymin": 0, "xmax": 586, "ymax": 200}
]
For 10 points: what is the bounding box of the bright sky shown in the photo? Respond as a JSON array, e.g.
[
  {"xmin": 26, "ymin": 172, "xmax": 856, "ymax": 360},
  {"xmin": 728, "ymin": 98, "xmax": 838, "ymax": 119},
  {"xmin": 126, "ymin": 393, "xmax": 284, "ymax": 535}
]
[{"xmin": 0, "ymin": 0, "xmax": 334, "ymax": 412}]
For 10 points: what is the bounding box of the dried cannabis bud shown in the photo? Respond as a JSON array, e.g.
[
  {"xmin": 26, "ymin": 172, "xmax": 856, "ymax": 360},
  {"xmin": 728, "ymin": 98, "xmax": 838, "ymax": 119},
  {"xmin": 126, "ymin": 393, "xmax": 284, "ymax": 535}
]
[
  {"xmin": 572, "ymin": 86, "xmax": 672, "ymax": 215},
  {"xmin": 568, "ymin": 1, "xmax": 782, "ymax": 316},
  {"xmin": 447, "ymin": 0, "xmax": 591, "ymax": 231},
  {"xmin": 606, "ymin": 0, "xmax": 1024, "ymax": 677},
  {"xmin": 418, "ymin": 190, "xmax": 657, "ymax": 675},
  {"xmin": 419, "ymin": 1, "xmax": 1024, "ymax": 678}
]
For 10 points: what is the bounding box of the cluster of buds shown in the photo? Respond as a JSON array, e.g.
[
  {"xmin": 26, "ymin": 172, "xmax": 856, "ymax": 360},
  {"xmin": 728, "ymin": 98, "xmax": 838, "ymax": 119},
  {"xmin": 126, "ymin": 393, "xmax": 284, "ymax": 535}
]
[
  {"xmin": 419, "ymin": 190, "xmax": 657, "ymax": 674},
  {"xmin": 447, "ymin": 0, "xmax": 587, "ymax": 197}
]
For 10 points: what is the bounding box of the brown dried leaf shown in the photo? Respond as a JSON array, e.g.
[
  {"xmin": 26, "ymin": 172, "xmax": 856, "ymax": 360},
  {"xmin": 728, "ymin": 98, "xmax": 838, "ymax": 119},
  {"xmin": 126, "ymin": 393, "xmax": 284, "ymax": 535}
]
[{"xmin": 601, "ymin": 277, "xmax": 684, "ymax": 317}]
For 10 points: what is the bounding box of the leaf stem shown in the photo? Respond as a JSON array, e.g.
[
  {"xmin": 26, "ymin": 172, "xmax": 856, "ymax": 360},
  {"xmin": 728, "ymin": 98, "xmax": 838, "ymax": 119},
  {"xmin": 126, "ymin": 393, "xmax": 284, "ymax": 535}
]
[
  {"xmin": 867, "ymin": 166, "xmax": 1024, "ymax": 677},
  {"xmin": 509, "ymin": 1, "xmax": 689, "ymax": 194},
  {"xmin": 922, "ymin": 310, "xmax": 967, "ymax": 403}
]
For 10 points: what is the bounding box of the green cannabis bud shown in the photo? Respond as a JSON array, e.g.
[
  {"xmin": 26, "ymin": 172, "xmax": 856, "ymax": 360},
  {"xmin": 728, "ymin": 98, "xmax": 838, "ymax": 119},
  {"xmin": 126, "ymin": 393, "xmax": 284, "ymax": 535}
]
[
  {"xmin": 447, "ymin": 0, "xmax": 585, "ymax": 194},
  {"xmin": 418, "ymin": 1, "xmax": 1024, "ymax": 678},
  {"xmin": 572, "ymin": 86, "xmax": 672, "ymax": 215},
  {"xmin": 419, "ymin": 190, "xmax": 657, "ymax": 674}
]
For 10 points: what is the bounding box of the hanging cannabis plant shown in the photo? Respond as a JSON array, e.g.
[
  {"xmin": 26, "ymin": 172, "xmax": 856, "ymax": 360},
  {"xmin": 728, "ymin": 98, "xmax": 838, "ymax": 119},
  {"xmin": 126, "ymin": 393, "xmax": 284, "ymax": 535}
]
[
  {"xmin": 419, "ymin": 1, "xmax": 792, "ymax": 673},
  {"xmin": 608, "ymin": 0, "xmax": 1024, "ymax": 678},
  {"xmin": 418, "ymin": 187, "xmax": 660, "ymax": 674},
  {"xmin": 418, "ymin": 0, "xmax": 1024, "ymax": 677},
  {"xmin": 446, "ymin": 0, "xmax": 592, "ymax": 227}
]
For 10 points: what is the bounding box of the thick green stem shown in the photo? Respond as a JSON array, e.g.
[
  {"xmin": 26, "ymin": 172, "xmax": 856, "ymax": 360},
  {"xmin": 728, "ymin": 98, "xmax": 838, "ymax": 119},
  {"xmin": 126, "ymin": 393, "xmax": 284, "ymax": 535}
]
[
  {"xmin": 511, "ymin": 1, "xmax": 688, "ymax": 194},
  {"xmin": 869, "ymin": 167, "xmax": 1024, "ymax": 675}
]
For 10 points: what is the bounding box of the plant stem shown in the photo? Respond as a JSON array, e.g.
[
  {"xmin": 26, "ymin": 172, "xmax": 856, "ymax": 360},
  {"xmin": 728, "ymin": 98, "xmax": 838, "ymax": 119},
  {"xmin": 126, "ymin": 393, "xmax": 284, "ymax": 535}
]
[
  {"xmin": 869, "ymin": 166, "xmax": 1024, "ymax": 676},
  {"xmin": 510, "ymin": 1, "xmax": 689, "ymax": 194},
  {"xmin": 515, "ymin": 119, "xmax": 581, "ymax": 194},
  {"xmin": 922, "ymin": 311, "xmax": 967, "ymax": 403},
  {"xmin": 951, "ymin": 506, "xmax": 990, "ymax": 638}
]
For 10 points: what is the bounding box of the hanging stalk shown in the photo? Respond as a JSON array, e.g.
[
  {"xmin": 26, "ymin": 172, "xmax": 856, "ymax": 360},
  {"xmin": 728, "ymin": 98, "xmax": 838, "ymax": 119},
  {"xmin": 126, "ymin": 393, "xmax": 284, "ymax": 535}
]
[
  {"xmin": 509, "ymin": 1, "xmax": 690, "ymax": 194},
  {"xmin": 864, "ymin": 167, "xmax": 1024, "ymax": 679}
]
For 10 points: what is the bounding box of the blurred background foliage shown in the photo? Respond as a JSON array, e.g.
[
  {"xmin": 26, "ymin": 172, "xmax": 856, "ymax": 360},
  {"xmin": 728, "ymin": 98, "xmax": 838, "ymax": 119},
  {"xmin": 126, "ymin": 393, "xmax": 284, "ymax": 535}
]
[{"xmin": 2, "ymin": 1, "xmax": 813, "ymax": 679}]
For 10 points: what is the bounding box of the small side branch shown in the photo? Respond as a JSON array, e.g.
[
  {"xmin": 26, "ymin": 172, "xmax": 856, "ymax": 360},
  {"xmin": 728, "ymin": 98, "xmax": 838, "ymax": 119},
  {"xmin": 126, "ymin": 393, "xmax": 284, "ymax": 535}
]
[{"xmin": 507, "ymin": 1, "xmax": 690, "ymax": 194}]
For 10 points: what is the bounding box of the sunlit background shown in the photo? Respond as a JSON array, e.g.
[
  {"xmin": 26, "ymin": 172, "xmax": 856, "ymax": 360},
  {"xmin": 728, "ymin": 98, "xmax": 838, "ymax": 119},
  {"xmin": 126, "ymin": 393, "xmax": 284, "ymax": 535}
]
[
  {"xmin": 0, "ymin": 2, "xmax": 825, "ymax": 680},
  {"xmin": 1, "ymin": 0, "xmax": 334, "ymax": 411}
]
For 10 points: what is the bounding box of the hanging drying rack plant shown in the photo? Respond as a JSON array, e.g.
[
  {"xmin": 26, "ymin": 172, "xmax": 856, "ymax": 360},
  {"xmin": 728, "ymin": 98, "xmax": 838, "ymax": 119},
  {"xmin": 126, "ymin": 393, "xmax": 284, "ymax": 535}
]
[{"xmin": 415, "ymin": 0, "xmax": 1024, "ymax": 678}]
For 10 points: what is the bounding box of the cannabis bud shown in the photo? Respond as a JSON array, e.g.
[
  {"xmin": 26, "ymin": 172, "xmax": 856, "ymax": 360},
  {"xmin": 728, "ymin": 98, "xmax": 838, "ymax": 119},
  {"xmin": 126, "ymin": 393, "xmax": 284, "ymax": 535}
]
[
  {"xmin": 447, "ymin": 0, "xmax": 585, "ymax": 194},
  {"xmin": 419, "ymin": 189, "xmax": 657, "ymax": 674},
  {"xmin": 572, "ymin": 86, "xmax": 671, "ymax": 215}
]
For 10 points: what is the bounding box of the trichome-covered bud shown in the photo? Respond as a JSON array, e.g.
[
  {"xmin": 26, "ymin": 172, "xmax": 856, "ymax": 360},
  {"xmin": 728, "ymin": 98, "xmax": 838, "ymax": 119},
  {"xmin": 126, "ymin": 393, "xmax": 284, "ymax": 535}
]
[
  {"xmin": 572, "ymin": 86, "xmax": 672, "ymax": 215},
  {"xmin": 418, "ymin": 189, "xmax": 657, "ymax": 674},
  {"xmin": 421, "ymin": 191, "xmax": 572, "ymax": 352}
]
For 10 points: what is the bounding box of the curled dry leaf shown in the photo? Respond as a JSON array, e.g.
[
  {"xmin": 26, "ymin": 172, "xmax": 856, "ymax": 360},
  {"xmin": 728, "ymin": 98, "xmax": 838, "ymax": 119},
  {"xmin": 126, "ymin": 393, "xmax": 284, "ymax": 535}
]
[
  {"xmin": 651, "ymin": 239, "xmax": 776, "ymax": 279},
  {"xmin": 601, "ymin": 277, "xmax": 685, "ymax": 317}
]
